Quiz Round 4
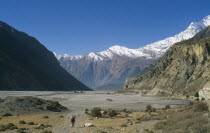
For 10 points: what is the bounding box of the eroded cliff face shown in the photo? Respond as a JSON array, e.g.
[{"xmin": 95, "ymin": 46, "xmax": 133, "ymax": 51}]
[{"xmin": 124, "ymin": 26, "xmax": 210, "ymax": 96}]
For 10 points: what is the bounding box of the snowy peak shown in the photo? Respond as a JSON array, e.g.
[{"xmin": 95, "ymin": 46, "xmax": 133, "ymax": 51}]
[
  {"xmin": 55, "ymin": 15, "xmax": 210, "ymax": 61},
  {"xmin": 107, "ymin": 45, "xmax": 148, "ymax": 58},
  {"xmin": 188, "ymin": 22, "xmax": 205, "ymax": 30},
  {"xmin": 137, "ymin": 15, "xmax": 210, "ymax": 58},
  {"xmin": 201, "ymin": 15, "xmax": 210, "ymax": 26},
  {"xmin": 187, "ymin": 16, "xmax": 210, "ymax": 30}
]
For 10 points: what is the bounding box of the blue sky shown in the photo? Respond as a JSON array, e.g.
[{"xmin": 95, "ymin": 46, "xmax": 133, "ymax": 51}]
[{"xmin": 0, "ymin": 0, "xmax": 210, "ymax": 55}]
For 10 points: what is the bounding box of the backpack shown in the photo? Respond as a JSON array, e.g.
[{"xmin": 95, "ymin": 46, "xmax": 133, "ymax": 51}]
[{"xmin": 71, "ymin": 117, "xmax": 75, "ymax": 122}]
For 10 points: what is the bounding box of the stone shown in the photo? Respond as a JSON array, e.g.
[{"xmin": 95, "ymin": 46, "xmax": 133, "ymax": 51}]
[
  {"xmin": 84, "ymin": 123, "xmax": 93, "ymax": 127},
  {"xmin": 2, "ymin": 113, "xmax": 12, "ymax": 117},
  {"xmin": 199, "ymin": 81, "xmax": 210, "ymax": 100}
]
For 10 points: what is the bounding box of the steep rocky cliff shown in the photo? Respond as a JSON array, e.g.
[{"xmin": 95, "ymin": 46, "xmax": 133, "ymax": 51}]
[{"xmin": 124, "ymin": 26, "xmax": 210, "ymax": 96}]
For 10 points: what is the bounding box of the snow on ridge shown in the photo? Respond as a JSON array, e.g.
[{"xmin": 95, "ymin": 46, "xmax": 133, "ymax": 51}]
[
  {"xmin": 137, "ymin": 15, "xmax": 210, "ymax": 58},
  {"xmin": 55, "ymin": 15, "xmax": 210, "ymax": 61},
  {"xmin": 54, "ymin": 53, "xmax": 83, "ymax": 60}
]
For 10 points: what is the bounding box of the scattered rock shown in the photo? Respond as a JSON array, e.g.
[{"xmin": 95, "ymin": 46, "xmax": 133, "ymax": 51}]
[
  {"xmin": 127, "ymin": 122, "xmax": 133, "ymax": 126},
  {"xmin": 38, "ymin": 124, "xmax": 44, "ymax": 127},
  {"xmin": 2, "ymin": 113, "xmax": 12, "ymax": 117},
  {"xmin": 84, "ymin": 123, "xmax": 93, "ymax": 127}
]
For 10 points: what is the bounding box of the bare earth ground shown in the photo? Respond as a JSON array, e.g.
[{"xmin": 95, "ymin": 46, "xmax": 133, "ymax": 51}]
[
  {"xmin": 0, "ymin": 91, "xmax": 189, "ymax": 133},
  {"xmin": 0, "ymin": 110, "xmax": 159, "ymax": 133},
  {"xmin": 53, "ymin": 111, "xmax": 159, "ymax": 133}
]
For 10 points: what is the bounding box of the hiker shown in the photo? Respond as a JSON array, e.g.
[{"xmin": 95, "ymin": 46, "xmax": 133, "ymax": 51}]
[{"xmin": 70, "ymin": 116, "xmax": 75, "ymax": 127}]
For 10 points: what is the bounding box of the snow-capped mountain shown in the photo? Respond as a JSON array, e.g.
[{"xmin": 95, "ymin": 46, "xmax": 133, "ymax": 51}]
[
  {"xmin": 139, "ymin": 15, "xmax": 210, "ymax": 58},
  {"xmin": 56, "ymin": 15, "xmax": 210, "ymax": 61},
  {"xmin": 55, "ymin": 15, "xmax": 210, "ymax": 89},
  {"xmin": 55, "ymin": 45, "xmax": 150, "ymax": 61}
]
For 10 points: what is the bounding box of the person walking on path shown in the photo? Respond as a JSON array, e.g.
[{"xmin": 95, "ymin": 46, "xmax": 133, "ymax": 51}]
[{"xmin": 70, "ymin": 116, "xmax": 76, "ymax": 127}]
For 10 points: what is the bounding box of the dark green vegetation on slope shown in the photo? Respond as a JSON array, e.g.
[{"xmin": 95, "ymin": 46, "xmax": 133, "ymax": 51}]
[
  {"xmin": 0, "ymin": 21, "xmax": 90, "ymax": 91},
  {"xmin": 124, "ymin": 26, "xmax": 210, "ymax": 96}
]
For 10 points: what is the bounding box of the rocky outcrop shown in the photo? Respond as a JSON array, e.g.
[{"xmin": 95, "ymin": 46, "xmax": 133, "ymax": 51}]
[
  {"xmin": 124, "ymin": 26, "xmax": 210, "ymax": 96},
  {"xmin": 199, "ymin": 81, "xmax": 210, "ymax": 100},
  {"xmin": 0, "ymin": 96, "xmax": 68, "ymax": 115}
]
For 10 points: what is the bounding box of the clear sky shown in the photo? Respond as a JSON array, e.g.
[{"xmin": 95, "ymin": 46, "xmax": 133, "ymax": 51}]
[{"xmin": 0, "ymin": 0, "xmax": 210, "ymax": 55}]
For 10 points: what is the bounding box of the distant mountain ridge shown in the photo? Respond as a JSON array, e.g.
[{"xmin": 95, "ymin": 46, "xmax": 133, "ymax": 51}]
[
  {"xmin": 56, "ymin": 15, "xmax": 210, "ymax": 60},
  {"xmin": 55, "ymin": 15, "xmax": 210, "ymax": 89},
  {"xmin": 0, "ymin": 21, "xmax": 90, "ymax": 91}
]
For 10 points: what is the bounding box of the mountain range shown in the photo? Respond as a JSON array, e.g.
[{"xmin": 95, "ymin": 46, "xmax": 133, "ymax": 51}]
[
  {"xmin": 0, "ymin": 21, "xmax": 90, "ymax": 91},
  {"xmin": 124, "ymin": 25, "xmax": 210, "ymax": 96},
  {"xmin": 55, "ymin": 15, "xmax": 210, "ymax": 89}
]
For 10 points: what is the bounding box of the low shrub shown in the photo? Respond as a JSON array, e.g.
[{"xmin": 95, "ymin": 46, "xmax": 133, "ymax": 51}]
[
  {"xmin": 108, "ymin": 110, "xmax": 117, "ymax": 117},
  {"xmin": 2, "ymin": 113, "xmax": 12, "ymax": 117},
  {"xmin": 90, "ymin": 107, "xmax": 102, "ymax": 117},
  {"xmin": 98, "ymin": 131, "xmax": 108, "ymax": 133},
  {"xmin": 144, "ymin": 129, "xmax": 154, "ymax": 133},
  {"xmin": 28, "ymin": 122, "xmax": 35, "ymax": 125},
  {"xmin": 145, "ymin": 104, "xmax": 156, "ymax": 112},
  {"xmin": 59, "ymin": 115, "xmax": 64, "ymax": 118},
  {"xmin": 193, "ymin": 102, "xmax": 208, "ymax": 112},
  {"xmin": 120, "ymin": 124, "xmax": 127, "ymax": 127},
  {"xmin": 195, "ymin": 92, "xmax": 199, "ymax": 97},
  {"xmin": 17, "ymin": 128, "xmax": 27, "ymax": 133},
  {"xmin": 85, "ymin": 108, "xmax": 89, "ymax": 114},
  {"xmin": 146, "ymin": 105, "xmax": 152, "ymax": 112},
  {"xmin": 43, "ymin": 116, "xmax": 49, "ymax": 119},
  {"xmin": 151, "ymin": 108, "xmax": 156, "ymax": 112},
  {"xmin": 0, "ymin": 123, "xmax": 18, "ymax": 131},
  {"xmin": 154, "ymin": 121, "xmax": 167, "ymax": 129},
  {"xmin": 35, "ymin": 124, "xmax": 52, "ymax": 130},
  {"xmin": 165, "ymin": 105, "xmax": 171, "ymax": 110},
  {"xmin": 41, "ymin": 130, "xmax": 52, "ymax": 133},
  {"xmin": 19, "ymin": 120, "xmax": 26, "ymax": 124},
  {"xmin": 189, "ymin": 101, "xmax": 194, "ymax": 105},
  {"xmin": 0, "ymin": 125, "xmax": 5, "ymax": 131},
  {"xmin": 4, "ymin": 123, "xmax": 18, "ymax": 130}
]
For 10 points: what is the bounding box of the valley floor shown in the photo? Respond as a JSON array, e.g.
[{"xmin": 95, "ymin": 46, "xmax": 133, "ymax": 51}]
[
  {"xmin": 0, "ymin": 91, "xmax": 191, "ymax": 133},
  {"xmin": 2, "ymin": 102, "xmax": 209, "ymax": 133},
  {"xmin": 0, "ymin": 108, "xmax": 172, "ymax": 133}
]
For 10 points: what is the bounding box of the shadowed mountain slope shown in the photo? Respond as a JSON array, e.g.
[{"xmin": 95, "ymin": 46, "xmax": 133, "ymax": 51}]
[{"xmin": 0, "ymin": 21, "xmax": 91, "ymax": 91}]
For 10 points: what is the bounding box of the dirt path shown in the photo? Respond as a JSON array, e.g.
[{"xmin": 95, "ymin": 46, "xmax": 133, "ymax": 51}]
[
  {"xmin": 52, "ymin": 111, "xmax": 159, "ymax": 133},
  {"xmin": 53, "ymin": 111, "xmax": 94, "ymax": 133}
]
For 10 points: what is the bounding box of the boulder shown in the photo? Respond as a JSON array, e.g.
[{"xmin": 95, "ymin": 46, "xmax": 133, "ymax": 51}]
[
  {"xmin": 2, "ymin": 113, "xmax": 12, "ymax": 117},
  {"xmin": 199, "ymin": 81, "xmax": 210, "ymax": 100},
  {"xmin": 84, "ymin": 123, "xmax": 93, "ymax": 127}
]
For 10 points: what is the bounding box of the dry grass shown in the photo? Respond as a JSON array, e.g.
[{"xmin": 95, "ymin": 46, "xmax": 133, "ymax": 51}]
[
  {"xmin": 0, "ymin": 112, "xmax": 65, "ymax": 133},
  {"xmin": 154, "ymin": 111, "xmax": 210, "ymax": 133},
  {"xmin": 152, "ymin": 102, "xmax": 210, "ymax": 133},
  {"xmin": 193, "ymin": 102, "xmax": 209, "ymax": 112}
]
